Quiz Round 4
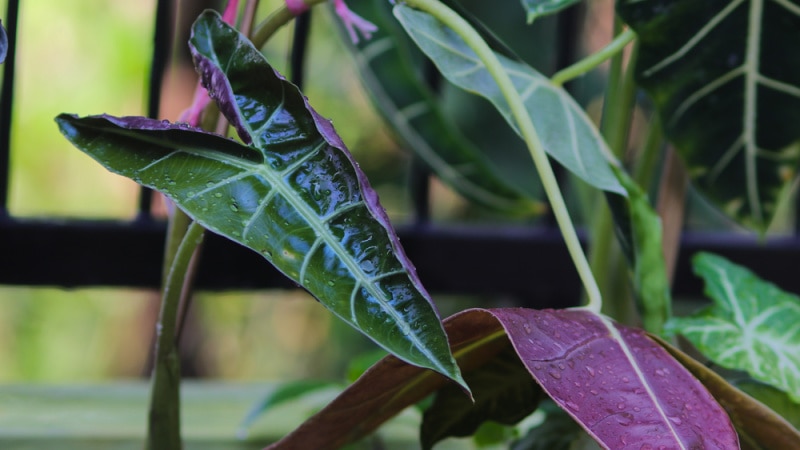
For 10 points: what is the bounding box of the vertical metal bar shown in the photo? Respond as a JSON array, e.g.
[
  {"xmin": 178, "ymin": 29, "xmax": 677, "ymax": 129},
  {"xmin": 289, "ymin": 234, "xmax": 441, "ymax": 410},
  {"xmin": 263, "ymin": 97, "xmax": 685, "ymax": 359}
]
[
  {"xmin": 0, "ymin": 0, "xmax": 19, "ymax": 216},
  {"xmin": 138, "ymin": 0, "xmax": 173, "ymax": 219},
  {"xmin": 289, "ymin": 10, "xmax": 311, "ymax": 89}
]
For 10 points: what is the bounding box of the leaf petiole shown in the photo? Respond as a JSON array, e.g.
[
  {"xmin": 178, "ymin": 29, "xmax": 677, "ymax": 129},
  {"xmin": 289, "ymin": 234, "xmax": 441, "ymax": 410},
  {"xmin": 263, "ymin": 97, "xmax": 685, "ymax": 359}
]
[
  {"xmin": 550, "ymin": 28, "xmax": 636, "ymax": 87},
  {"xmin": 401, "ymin": 0, "xmax": 603, "ymax": 313}
]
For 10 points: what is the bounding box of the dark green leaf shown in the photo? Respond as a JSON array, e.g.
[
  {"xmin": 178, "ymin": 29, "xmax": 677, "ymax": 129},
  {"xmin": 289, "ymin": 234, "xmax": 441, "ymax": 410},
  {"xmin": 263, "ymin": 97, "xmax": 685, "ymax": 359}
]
[
  {"xmin": 337, "ymin": 0, "xmax": 544, "ymax": 215},
  {"xmin": 421, "ymin": 345, "xmax": 542, "ymax": 449},
  {"xmin": 617, "ymin": 1, "xmax": 800, "ymax": 230},
  {"xmin": 56, "ymin": 11, "xmax": 467, "ymax": 388},
  {"xmin": 666, "ymin": 252, "xmax": 800, "ymax": 402},
  {"xmin": 394, "ymin": 5, "xmax": 626, "ymax": 197},
  {"xmin": 522, "ymin": 0, "xmax": 582, "ymax": 24},
  {"xmin": 512, "ymin": 402, "xmax": 600, "ymax": 450}
]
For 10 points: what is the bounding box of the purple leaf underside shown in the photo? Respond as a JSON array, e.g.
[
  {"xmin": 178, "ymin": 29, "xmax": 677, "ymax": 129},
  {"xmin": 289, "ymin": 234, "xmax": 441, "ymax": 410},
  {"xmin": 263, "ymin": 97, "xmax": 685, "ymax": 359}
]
[{"xmin": 264, "ymin": 308, "xmax": 738, "ymax": 450}]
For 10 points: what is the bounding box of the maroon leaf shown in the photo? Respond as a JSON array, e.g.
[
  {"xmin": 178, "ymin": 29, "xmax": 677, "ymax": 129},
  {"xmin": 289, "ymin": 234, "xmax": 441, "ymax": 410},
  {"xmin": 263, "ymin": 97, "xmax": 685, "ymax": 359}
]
[{"xmin": 264, "ymin": 308, "xmax": 738, "ymax": 450}]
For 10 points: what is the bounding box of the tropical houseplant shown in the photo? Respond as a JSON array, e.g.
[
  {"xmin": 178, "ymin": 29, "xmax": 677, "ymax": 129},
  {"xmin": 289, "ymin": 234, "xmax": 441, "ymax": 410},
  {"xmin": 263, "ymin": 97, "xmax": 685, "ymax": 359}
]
[{"xmin": 54, "ymin": 0, "xmax": 800, "ymax": 448}]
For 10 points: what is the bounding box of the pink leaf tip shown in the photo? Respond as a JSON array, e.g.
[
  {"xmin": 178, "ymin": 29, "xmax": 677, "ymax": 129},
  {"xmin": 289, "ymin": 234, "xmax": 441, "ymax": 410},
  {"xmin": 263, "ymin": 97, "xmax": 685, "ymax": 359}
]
[{"xmin": 334, "ymin": 0, "xmax": 378, "ymax": 44}]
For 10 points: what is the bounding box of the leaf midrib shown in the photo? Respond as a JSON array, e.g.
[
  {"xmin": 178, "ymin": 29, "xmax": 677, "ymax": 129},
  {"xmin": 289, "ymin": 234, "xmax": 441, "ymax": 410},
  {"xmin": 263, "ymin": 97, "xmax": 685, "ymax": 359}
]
[{"xmin": 198, "ymin": 33, "xmax": 449, "ymax": 374}]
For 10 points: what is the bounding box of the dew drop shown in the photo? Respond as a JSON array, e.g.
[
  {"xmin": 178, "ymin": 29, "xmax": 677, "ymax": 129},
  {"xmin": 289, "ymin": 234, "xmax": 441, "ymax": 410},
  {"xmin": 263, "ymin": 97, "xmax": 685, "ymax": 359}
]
[
  {"xmin": 207, "ymin": 181, "xmax": 215, "ymax": 188},
  {"xmin": 186, "ymin": 191, "xmax": 195, "ymax": 198},
  {"xmin": 617, "ymin": 402, "xmax": 625, "ymax": 410},
  {"xmin": 590, "ymin": 389, "xmax": 599, "ymax": 395},
  {"xmin": 564, "ymin": 401, "xmax": 580, "ymax": 411},
  {"xmin": 586, "ymin": 366, "xmax": 595, "ymax": 377},
  {"xmin": 617, "ymin": 412, "xmax": 633, "ymax": 427},
  {"xmin": 327, "ymin": 280, "xmax": 335, "ymax": 287},
  {"xmin": 668, "ymin": 416, "xmax": 682, "ymax": 425},
  {"xmin": 522, "ymin": 323, "xmax": 532, "ymax": 334},
  {"xmin": 621, "ymin": 376, "xmax": 630, "ymax": 383},
  {"xmin": 214, "ymin": 192, "xmax": 223, "ymax": 198},
  {"xmin": 548, "ymin": 371, "xmax": 561, "ymax": 380},
  {"xmin": 655, "ymin": 369, "xmax": 666, "ymax": 377},
  {"xmin": 262, "ymin": 249, "xmax": 272, "ymax": 258},
  {"xmin": 230, "ymin": 202, "xmax": 239, "ymax": 212}
]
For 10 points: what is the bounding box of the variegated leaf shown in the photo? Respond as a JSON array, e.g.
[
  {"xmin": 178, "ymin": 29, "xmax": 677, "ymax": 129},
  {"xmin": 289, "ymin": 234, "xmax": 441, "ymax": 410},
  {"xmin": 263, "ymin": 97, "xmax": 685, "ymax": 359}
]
[{"xmin": 667, "ymin": 252, "xmax": 800, "ymax": 402}]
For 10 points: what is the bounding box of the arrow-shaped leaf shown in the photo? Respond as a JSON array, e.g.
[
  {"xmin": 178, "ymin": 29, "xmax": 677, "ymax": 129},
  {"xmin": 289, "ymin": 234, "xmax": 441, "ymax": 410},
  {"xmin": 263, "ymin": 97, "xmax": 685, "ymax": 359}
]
[
  {"xmin": 666, "ymin": 252, "xmax": 800, "ymax": 403},
  {"xmin": 266, "ymin": 308, "xmax": 738, "ymax": 449},
  {"xmin": 55, "ymin": 11, "xmax": 466, "ymax": 389},
  {"xmin": 394, "ymin": 5, "xmax": 626, "ymax": 197},
  {"xmin": 617, "ymin": 0, "xmax": 800, "ymax": 230},
  {"xmin": 337, "ymin": 0, "xmax": 544, "ymax": 215}
]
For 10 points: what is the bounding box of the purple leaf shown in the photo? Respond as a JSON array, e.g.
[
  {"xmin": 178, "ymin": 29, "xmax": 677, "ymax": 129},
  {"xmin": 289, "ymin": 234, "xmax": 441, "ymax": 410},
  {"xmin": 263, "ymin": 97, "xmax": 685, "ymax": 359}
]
[{"xmin": 263, "ymin": 308, "xmax": 739, "ymax": 449}]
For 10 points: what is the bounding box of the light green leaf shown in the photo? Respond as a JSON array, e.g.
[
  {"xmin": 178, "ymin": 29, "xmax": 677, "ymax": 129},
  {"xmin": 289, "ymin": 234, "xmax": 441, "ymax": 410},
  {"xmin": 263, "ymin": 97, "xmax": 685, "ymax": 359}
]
[
  {"xmin": 394, "ymin": 5, "xmax": 626, "ymax": 197},
  {"xmin": 617, "ymin": 0, "xmax": 800, "ymax": 231},
  {"xmin": 667, "ymin": 252, "xmax": 800, "ymax": 402},
  {"xmin": 522, "ymin": 0, "xmax": 582, "ymax": 24}
]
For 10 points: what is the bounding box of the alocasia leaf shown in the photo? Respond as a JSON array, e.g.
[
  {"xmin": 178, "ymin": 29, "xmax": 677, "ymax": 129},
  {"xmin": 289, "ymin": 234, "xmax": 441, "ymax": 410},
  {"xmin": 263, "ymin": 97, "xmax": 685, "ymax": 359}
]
[
  {"xmin": 337, "ymin": 0, "xmax": 544, "ymax": 215},
  {"xmin": 666, "ymin": 252, "xmax": 800, "ymax": 402},
  {"xmin": 55, "ymin": 10, "xmax": 466, "ymax": 390},
  {"xmin": 394, "ymin": 5, "xmax": 627, "ymax": 197},
  {"xmin": 266, "ymin": 308, "xmax": 738, "ymax": 449},
  {"xmin": 616, "ymin": 0, "xmax": 800, "ymax": 230},
  {"xmin": 522, "ymin": 0, "xmax": 582, "ymax": 23}
]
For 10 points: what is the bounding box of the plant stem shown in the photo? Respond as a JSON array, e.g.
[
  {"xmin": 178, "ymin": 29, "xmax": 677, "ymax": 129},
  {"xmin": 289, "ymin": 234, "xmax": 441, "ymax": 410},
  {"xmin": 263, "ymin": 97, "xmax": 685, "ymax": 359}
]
[
  {"xmin": 403, "ymin": 0, "xmax": 602, "ymax": 313},
  {"xmin": 589, "ymin": 20, "xmax": 639, "ymax": 322},
  {"xmin": 147, "ymin": 218, "xmax": 205, "ymax": 450},
  {"xmin": 551, "ymin": 29, "xmax": 636, "ymax": 87}
]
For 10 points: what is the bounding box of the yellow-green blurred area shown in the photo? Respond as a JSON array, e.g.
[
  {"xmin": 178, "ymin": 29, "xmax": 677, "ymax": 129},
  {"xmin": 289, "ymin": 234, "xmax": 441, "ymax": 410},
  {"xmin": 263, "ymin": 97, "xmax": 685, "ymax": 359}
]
[{"xmin": 0, "ymin": 0, "xmax": 423, "ymax": 382}]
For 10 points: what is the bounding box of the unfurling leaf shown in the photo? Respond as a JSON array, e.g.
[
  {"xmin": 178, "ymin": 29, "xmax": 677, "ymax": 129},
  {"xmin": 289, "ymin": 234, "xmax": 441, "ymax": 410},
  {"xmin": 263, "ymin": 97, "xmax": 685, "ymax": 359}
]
[
  {"xmin": 267, "ymin": 308, "xmax": 738, "ymax": 449},
  {"xmin": 56, "ymin": 10, "xmax": 466, "ymax": 391},
  {"xmin": 617, "ymin": 0, "xmax": 800, "ymax": 230},
  {"xmin": 667, "ymin": 252, "xmax": 800, "ymax": 403}
]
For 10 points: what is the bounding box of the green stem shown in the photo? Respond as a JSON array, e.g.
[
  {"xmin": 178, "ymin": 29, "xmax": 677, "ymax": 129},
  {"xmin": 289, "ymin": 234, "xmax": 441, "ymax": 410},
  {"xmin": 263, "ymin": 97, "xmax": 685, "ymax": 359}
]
[
  {"xmin": 403, "ymin": 0, "xmax": 602, "ymax": 313},
  {"xmin": 147, "ymin": 218, "xmax": 205, "ymax": 450},
  {"xmin": 551, "ymin": 29, "xmax": 636, "ymax": 87},
  {"xmin": 589, "ymin": 20, "xmax": 640, "ymax": 322}
]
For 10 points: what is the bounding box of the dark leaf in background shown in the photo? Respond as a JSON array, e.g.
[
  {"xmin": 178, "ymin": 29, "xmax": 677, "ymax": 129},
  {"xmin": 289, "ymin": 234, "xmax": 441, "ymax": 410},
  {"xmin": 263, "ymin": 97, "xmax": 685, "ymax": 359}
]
[{"xmin": 617, "ymin": 0, "xmax": 800, "ymax": 230}]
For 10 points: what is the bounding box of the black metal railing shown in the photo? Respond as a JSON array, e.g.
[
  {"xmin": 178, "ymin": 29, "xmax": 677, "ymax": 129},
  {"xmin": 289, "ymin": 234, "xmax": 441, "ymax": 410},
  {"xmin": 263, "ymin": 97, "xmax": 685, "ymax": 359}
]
[{"xmin": 1, "ymin": 0, "xmax": 799, "ymax": 309}]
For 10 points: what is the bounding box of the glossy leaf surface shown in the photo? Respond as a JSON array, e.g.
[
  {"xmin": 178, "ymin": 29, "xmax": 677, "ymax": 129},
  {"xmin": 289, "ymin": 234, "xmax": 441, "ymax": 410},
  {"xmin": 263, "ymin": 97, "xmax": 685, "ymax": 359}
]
[
  {"xmin": 522, "ymin": 0, "xmax": 582, "ymax": 23},
  {"xmin": 266, "ymin": 308, "xmax": 737, "ymax": 449},
  {"xmin": 617, "ymin": 0, "xmax": 800, "ymax": 230},
  {"xmin": 55, "ymin": 13, "xmax": 466, "ymax": 388},
  {"xmin": 338, "ymin": 0, "xmax": 543, "ymax": 215},
  {"xmin": 666, "ymin": 252, "xmax": 800, "ymax": 402},
  {"xmin": 653, "ymin": 334, "xmax": 800, "ymax": 450},
  {"xmin": 394, "ymin": 5, "xmax": 626, "ymax": 197}
]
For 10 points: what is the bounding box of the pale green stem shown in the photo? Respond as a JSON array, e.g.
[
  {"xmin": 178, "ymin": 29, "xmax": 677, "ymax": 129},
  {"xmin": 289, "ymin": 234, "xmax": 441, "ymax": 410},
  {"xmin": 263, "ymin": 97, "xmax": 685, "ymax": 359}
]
[
  {"xmin": 551, "ymin": 29, "xmax": 636, "ymax": 87},
  {"xmin": 146, "ymin": 219, "xmax": 205, "ymax": 450},
  {"xmin": 403, "ymin": 0, "xmax": 602, "ymax": 313}
]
